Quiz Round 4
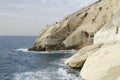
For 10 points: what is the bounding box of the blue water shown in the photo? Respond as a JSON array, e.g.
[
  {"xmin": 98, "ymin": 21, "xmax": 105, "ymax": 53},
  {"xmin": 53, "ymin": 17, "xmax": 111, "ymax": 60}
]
[{"xmin": 0, "ymin": 36, "xmax": 82, "ymax": 80}]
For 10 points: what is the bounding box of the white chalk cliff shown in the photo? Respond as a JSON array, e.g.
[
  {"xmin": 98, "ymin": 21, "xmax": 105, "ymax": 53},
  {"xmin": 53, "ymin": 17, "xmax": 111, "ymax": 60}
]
[
  {"xmin": 29, "ymin": 0, "xmax": 120, "ymax": 51},
  {"xmin": 81, "ymin": 42, "xmax": 120, "ymax": 80},
  {"xmin": 64, "ymin": 0, "xmax": 120, "ymax": 80},
  {"xmin": 64, "ymin": 0, "xmax": 120, "ymax": 66},
  {"xmin": 94, "ymin": 10, "xmax": 120, "ymax": 44},
  {"xmin": 80, "ymin": 6, "xmax": 120, "ymax": 80}
]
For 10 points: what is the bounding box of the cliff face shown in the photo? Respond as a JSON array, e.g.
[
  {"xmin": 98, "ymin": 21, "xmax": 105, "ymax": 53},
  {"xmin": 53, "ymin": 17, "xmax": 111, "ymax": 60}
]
[
  {"xmin": 64, "ymin": 43, "xmax": 103, "ymax": 68},
  {"xmin": 65, "ymin": 2, "xmax": 120, "ymax": 80},
  {"xmin": 65, "ymin": 8, "xmax": 120, "ymax": 69},
  {"xmin": 63, "ymin": 0, "xmax": 120, "ymax": 48},
  {"xmin": 94, "ymin": 9, "xmax": 120, "ymax": 44},
  {"xmin": 29, "ymin": 0, "xmax": 120, "ymax": 51},
  {"xmin": 80, "ymin": 42, "xmax": 120, "ymax": 80},
  {"xmin": 79, "ymin": 8, "xmax": 120, "ymax": 80}
]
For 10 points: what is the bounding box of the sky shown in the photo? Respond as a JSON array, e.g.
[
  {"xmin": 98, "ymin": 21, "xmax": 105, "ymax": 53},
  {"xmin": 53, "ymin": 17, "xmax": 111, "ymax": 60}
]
[{"xmin": 0, "ymin": 0, "xmax": 98, "ymax": 36}]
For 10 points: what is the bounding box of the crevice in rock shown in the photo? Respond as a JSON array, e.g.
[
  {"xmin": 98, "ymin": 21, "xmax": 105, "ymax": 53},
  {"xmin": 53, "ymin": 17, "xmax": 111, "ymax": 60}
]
[
  {"xmin": 116, "ymin": 26, "xmax": 119, "ymax": 34},
  {"xmin": 99, "ymin": 7, "xmax": 102, "ymax": 11},
  {"xmin": 84, "ymin": 32, "xmax": 89, "ymax": 38},
  {"xmin": 82, "ymin": 12, "xmax": 88, "ymax": 18},
  {"xmin": 76, "ymin": 12, "xmax": 88, "ymax": 18},
  {"xmin": 74, "ymin": 6, "xmax": 91, "ymax": 17},
  {"xmin": 106, "ymin": 7, "xmax": 109, "ymax": 9},
  {"xmin": 92, "ymin": 10, "xmax": 100, "ymax": 23},
  {"xmin": 84, "ymin": 12, "xmax": 88, "ymax": 17},
  {"xmin": 67, "ymin": 24, "xmax": 71, "ymax": 32}
]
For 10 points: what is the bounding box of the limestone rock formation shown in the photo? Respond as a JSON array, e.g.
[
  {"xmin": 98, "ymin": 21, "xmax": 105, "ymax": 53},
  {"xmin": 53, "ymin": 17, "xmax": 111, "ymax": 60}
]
[
  {"xmin": 80, "ymin": 42, "xmax": 120, "ymax": 80},
  {"xmin": 29, "ymin": 9, "xmax": 85, "ymax": 51},
  {"xmin": 94, "ymin": 9, "xmax": 120, "ymax": 44},
  {"xmin": 64, "ymin": 43, "xmax": 103, "ymax": 68},
  {"xmin": 29, "ymin": 0, "xmax": 120, "ymax": 51},
  {"xmin": 63, "ymin": 0, "xmax": 120, "ymax": 48},
  {"xmin": 80, "ymin": 9, "xmax": 120, "ymax": 80}
]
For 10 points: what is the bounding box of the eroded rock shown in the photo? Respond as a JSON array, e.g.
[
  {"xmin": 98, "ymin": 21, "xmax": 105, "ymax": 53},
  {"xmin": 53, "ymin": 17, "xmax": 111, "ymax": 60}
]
[
  {"xmin": 63, "ymin": 0, "xmax": 120, "ymax": 49},
  {"xmin": 94, "ymin": 9, "xmax": 120, "ymax": 44},
  {"xmin": 80, "ymin": 42, "xmax": 120, "ymax": 80},
  {"xmin": 30, "ymin": 0, "xmax": 120, "ymax": 51},
  {"xmin": 64, "ymin": 43, "xmax": 103, "ymax": 69}
]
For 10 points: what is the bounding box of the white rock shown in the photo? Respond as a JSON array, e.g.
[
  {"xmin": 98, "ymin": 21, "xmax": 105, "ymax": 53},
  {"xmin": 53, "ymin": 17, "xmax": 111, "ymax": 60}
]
[
  {"xmin": 64, "ymin": 44, "xmax": 103, "ymax": 68},
  {"xmin": 94, "ymin": 10, "xmax": 120, "ymax": 44},
  {"xmin": 81, "ymin": 42, "xmax": 120, "ymax": 80}
]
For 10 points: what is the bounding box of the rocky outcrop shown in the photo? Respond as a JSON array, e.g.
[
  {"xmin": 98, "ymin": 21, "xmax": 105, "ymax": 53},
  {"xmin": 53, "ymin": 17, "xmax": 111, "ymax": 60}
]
[
  {"xmin": 80, "ymin": 9, "xmax": 120, "ymax": 80},
  {"xmin": 29, "ymin": 0, "xmax": 120, "ymax": 51},
  {"xmin": 64, "ymin": 6, "xmax": 120, "ymax": 68},
  {"xmin": 64, "ymin": 43, "xmax": 103, "ymax": 69},
  {"xmin": 80, "ymin": 42, "xmax": 120, "ymax": 80},
  {"xmin": 29, "ymin": 9, "xmax": 87, "ymax": 51},
  {"xmin": 64, "ymin": 1, "xmax": 120, "ymax": 79},
  {"xmin": 63, "ymin": 0, "xmax": 120, "ymax": 49},
  {"xmin": 94, "ymin": 9, "xmax": 120, "ymax": 44}
]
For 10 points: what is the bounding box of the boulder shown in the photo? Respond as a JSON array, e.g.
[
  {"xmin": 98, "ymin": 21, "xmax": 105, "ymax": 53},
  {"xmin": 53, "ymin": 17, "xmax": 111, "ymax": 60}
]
[
  {"xmin": 64, "ymin": 43, "xmax": 103, "ymax": 69},
  {"xmin": 80, "ymin": 42, "xmax": 120, "ymax": 80}
]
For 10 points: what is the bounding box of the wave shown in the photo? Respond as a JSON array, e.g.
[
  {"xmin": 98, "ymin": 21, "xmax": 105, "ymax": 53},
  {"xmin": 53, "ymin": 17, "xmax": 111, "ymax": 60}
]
[
  {"xmin": 13, "ymin": 48, "xmax": 76, "ymax": 54},
  {"xmin": 14, "ymin": 48, "xmax": 29, "ymax": 52},
  {"xmin": 14, "ymin": 67, "xmax": 82, "ymax": 80}
]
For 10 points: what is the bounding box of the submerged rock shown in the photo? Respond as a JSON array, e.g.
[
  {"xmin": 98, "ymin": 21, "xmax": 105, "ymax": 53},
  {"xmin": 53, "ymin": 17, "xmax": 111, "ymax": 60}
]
[
  {"xmin": 80, "ymin": 42, "xmax": 120, "ymax": 80},
  {"xmin": 29, "ymin": 0, "xmax": 120, "ymax": 51}
]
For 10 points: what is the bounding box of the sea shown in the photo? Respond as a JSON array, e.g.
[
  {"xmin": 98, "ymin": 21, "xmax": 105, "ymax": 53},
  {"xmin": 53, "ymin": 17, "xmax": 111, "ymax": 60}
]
[{"xmin": 0, "ymin": 36, "xmax": 82, "ymax": 80}]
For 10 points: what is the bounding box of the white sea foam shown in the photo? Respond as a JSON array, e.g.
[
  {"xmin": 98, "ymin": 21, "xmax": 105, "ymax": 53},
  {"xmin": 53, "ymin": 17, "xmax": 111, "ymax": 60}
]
[
  {"xmin": 14, "ymin": 48, "xmax": 76, "ymax": 54},
  {"xmin": 49, "ymin": 58, "xmax": 67, "ymax": 67},
  {"xmin": 13, "ymin": 51, "xmax": 82, "ymax": 80},
  {"xmin": 14, "ymin": 48, "xmax": 29, "ymax": 52},
  {"xmin": 38, "ymin": 50, "xmax": 76, "ymax": 54},
  {"xmin": 14, "ymin": 67, "xmax": 82, "ymax": 80}
]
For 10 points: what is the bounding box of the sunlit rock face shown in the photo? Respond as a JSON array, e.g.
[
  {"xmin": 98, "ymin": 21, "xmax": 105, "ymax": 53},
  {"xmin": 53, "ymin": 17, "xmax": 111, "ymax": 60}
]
[
  {"xmin": 80, "ymin": 42, "xmax": 120, "ymax": 80},
  {"xmin": 29, "ymin": 0, "xmax": 120, "ymax": 51},
  {"xmin": 80, "ymin": 7, "xmax": 120, "ymax": 80},
  {"xmin": 64, "ymin": 43, "xmax": 103, "ymax": 69},
  {"xmin": 64, "ymin": 0, "xmax": 120, "ymax": 49},
  {"xmin": 94, "ymin": 10, "xmax": 120, "ymax": 44}
]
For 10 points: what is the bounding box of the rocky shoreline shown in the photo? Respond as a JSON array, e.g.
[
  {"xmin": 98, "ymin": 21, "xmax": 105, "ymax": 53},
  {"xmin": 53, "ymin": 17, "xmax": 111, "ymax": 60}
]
[{"xmin": 29, "ymin": 0, "xmax": 120, "ymax": 80}]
